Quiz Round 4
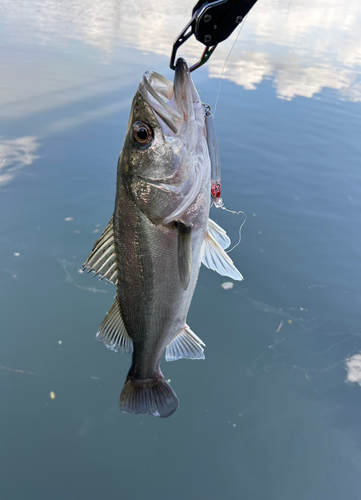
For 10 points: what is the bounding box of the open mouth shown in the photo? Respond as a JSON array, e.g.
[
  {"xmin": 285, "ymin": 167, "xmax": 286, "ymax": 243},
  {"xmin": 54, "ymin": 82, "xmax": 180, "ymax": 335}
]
[
  {"xmin": 139, "ymin": 58, "xmax": 197, "ymax": 136},
  {"xmin": 136, "ymin": 59, "xmax": 207, "ymax": 224}
]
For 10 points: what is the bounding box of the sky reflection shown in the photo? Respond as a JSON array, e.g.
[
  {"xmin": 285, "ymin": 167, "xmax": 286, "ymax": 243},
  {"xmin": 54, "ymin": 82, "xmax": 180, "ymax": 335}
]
[
  {"xmin": 0, "ymin": 136, "xmax": 40, "ymax": 187},
  {"xmin": 345, "ymin": 354, "xmax": 361, "ymax": 387},
  {"xmin": 1, "ymin": 0, "xmax": 360, "ymax": 103}
]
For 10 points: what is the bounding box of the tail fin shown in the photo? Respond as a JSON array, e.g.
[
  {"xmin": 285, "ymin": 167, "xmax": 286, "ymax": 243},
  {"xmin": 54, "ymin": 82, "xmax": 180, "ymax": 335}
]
[{"xmin": 119, "ymin": 376, "xmax": 179, "ymax": 418}]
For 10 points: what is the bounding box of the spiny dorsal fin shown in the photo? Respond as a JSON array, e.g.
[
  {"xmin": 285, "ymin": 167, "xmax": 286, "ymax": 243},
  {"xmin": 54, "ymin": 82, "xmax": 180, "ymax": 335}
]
[
  {"xmin": 96, "ymin": 296, "xmax": 133, "ymax": 354},
  {"xmin": 165, "ymin": 325, "xmax": 205, "ymax": 361},
  {"xmin": 177, "ymin": 221, "xmax": 192, "ymax": 290},
  {"xmin": 83, "ymin": 216, "xmax": 118, "ymax": 285},
  {"xmin": 201, "ymin": 222, "xmax": 244, "ymax": 281}
]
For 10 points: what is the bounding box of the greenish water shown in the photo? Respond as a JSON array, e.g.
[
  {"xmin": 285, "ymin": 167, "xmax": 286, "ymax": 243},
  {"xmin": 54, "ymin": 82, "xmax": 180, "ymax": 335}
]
[{"xmin": 1, "ymin": 1, "xmax": 361, "ymax": 499}]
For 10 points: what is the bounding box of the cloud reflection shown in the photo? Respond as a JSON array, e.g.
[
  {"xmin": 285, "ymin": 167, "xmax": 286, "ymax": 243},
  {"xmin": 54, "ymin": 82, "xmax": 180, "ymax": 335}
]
[
  {"xmin": 1, "ymin": 0, "xmax": 361, "ymax": 101},
  {"xmin": 0, "ymin": 137, "xmax": 40, "ymax": 187},
  {"xmin": 46, "ymin": 100, "xmax": 130, "ymax": 134},
  {"xmin": 345, "ymin": 353, "xmax": 361, "ymax": 387}
]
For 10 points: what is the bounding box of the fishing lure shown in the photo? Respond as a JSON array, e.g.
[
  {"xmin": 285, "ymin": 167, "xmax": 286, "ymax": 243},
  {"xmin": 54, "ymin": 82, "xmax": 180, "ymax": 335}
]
[
  {"xmin": 204, "ymin": 104, "xmax": 223, "ymax": 207},
  {"xmin": 204, "ymin": 103, "xmax": 246, "ymax": 254}
]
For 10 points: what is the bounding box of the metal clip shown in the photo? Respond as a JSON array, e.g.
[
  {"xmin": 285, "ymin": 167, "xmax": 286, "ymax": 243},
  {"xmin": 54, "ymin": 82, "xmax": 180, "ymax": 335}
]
[
  {"xmin": 170, "ymin": 0, "xmax": 259, "ymax": 72},
  {"xmin": 170, "ymin": 18, "xmax": 217, "ymax": 72}
]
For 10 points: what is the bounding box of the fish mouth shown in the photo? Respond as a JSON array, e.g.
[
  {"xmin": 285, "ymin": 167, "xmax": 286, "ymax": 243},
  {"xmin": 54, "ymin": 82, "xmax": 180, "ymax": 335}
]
[
  {"xmin": 137, "ymin": 59, "xmax": 207, "ymax": 224},
  {"xmin": 139, "ymin": 58, "xmax": 201, "ymax": 136}
]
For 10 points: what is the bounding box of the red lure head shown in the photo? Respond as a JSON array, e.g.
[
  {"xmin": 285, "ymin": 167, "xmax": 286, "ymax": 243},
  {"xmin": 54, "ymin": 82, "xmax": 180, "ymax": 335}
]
[
  {"xmin": 211, "ymin": 181, "xmax": 223, "ymax": 207},
  {"xmin": 211, "ymin": 181, "xmax": 221, "ymax": 200}
]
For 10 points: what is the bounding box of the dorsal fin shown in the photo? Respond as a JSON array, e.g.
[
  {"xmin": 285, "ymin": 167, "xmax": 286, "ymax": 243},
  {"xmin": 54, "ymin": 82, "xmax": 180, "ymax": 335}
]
[
  {"xmin": 96, "ymin": 296, "xmax": 133, "ymax": 354},
  {"xmin": 83, "ymin": 216, "xmax": 118, "ymax": 285}
]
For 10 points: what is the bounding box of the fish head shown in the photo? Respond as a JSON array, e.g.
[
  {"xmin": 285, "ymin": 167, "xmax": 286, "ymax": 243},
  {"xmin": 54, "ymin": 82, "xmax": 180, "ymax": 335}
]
[{"xmin": 120, "ymin": 59, "xmax": 210, "ymax": 225}]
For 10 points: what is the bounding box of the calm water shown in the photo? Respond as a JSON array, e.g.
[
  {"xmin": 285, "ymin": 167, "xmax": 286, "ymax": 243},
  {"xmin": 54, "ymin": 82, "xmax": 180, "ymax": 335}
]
[{"xmin": 1, "ymin": 1, "xmax": 361, "ymax": 498}]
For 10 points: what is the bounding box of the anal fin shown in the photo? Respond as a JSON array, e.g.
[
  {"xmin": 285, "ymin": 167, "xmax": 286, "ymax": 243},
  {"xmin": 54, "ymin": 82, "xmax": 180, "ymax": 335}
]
[
  {"xmin": 165, "ymin": 325, "xmax": 205, "ymax": 361},
  {"xmin": 96, "ymin": 296, "xmax": 133, "ymax": 354}
]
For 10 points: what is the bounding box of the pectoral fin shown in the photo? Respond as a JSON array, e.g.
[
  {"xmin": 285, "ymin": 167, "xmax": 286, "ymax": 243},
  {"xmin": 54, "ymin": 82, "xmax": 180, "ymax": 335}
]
[
  {"xmin": 201, "ymin": 223, "xmax": 244, "ymax": 281},
  {"xmin": 177, "ymin": 221, "xmax": 192, "ymax": 290},
  {"xmin": 165, "ymin": 325, "xmax": 205, "ymax": 361},
  {"xmin": 96, "ymin": 296, "xmax": 133, "ymax": 354},
  {"xmin": 83, "ymin": 216, "xmax": 118, "ymax": 285}
]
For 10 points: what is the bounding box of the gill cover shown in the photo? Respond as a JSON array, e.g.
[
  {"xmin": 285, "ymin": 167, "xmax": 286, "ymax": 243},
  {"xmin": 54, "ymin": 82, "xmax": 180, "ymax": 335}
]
[{"xmin": 121, "ymin": 59, "xmax": 209, "ymax": 226}]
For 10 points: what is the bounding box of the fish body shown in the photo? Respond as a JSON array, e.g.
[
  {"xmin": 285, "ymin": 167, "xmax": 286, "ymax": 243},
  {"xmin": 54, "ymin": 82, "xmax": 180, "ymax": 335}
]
[{"xmin": 84, "ymin": 59, "xmax": 243, "ymax": 418}]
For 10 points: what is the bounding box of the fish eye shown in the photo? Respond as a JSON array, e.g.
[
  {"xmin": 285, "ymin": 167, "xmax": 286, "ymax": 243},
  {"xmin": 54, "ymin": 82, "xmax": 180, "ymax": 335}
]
[{"xmin": 133, "ymin": 122, "xmax": 153, "ymax": 146}]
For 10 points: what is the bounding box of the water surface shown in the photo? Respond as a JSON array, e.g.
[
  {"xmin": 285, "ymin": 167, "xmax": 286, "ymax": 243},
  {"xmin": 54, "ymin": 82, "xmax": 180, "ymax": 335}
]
[{"xmin": 1, "ymin": 1, "xmax": 361, "ymax": 499}]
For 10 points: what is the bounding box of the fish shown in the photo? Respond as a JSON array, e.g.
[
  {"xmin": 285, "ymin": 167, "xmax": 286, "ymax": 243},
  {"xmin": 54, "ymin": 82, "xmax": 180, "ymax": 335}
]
[{"xmin": 84, "ymin": 58, "xmax": 243, "ymax": 418}]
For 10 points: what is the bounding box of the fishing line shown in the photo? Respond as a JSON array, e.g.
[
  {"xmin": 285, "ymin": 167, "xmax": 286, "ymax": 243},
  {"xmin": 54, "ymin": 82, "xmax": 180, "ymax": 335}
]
[
  {"xmin": 213, "ymin": 15, "xmax": 248, "ymax": 117},
  {"xmin": 212, "ymin": 204, "xmax": 246, "ymax": 253},
  {"xmin": 208, "ymin": 19, "xmax": 249, "ymax": 254}
]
